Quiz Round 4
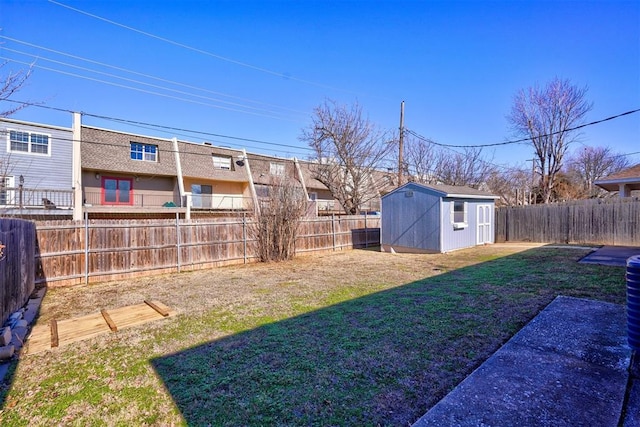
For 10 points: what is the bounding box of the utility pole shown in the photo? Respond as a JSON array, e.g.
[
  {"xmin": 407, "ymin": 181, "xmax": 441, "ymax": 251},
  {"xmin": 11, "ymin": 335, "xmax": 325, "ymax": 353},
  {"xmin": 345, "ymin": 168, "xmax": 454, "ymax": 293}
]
[{"xmin": 398, "ymin": 100, "xmax": 405, "ymax": 187}]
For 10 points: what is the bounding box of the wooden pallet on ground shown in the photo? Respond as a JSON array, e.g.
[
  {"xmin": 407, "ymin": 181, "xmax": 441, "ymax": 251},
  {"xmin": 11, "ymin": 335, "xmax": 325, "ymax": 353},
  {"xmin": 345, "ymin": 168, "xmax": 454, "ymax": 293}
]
[{"xmin": 26, "ymin": 300, "xmax": 176, "ymax": 354}]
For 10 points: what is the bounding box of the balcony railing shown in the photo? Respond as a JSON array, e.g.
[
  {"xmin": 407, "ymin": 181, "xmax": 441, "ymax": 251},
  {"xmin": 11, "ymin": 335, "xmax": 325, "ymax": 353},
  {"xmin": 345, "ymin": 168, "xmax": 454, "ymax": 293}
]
[
  {"xmin": 0, "ymin": 187, "xmax": 74, "ymax": 209},
  {"xmin": 190, "ymin": 194, "xmax": 253, "ymax": 211},
  {"xmin": 315, "ymin": 199, "xmax": 381, "ymax": 215},
  {"xmin": 84, "ymin": 190, "xmax": 184, "ymax": 208}
]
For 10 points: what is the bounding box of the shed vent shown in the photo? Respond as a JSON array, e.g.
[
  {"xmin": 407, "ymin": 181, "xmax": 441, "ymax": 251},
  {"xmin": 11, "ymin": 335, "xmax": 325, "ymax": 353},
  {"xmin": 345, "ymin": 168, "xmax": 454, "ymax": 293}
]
[{"xmin": 405, "ymin": 190, "xmax": 414, "ymax": 198}]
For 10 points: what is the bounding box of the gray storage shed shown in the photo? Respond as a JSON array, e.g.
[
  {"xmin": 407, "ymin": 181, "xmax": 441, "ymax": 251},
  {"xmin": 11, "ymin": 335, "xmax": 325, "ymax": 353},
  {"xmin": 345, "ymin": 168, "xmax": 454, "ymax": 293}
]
[{"xmin": 381, "ymin": 182, "xmax": 498, "ymax": 253}]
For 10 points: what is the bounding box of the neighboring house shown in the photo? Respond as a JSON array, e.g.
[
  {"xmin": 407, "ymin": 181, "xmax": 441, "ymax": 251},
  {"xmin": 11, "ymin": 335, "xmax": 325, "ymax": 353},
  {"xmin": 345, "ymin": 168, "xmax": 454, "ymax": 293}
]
[
  {"xmin": 81, "ymin": 125, "xmax": 186, "ymax": 218},
  {"xmin": 178, "ymin": 141, "xmax": 254, "ymax": 213},
  {"xmin": 296, "ymin": 159, "xmax": 341, "ymax": 215},
  {"xmin": 0, "ymin": 117, "xmax": 76, "ymax": 218},
  {"xmin": 298, "ymin": 160, "xmax": 390, "ymax": 215},
  {"xmin": 246, "ymin": 152, "xmax": 304, "ymax": 198},
  {"xmin": 381, "ymin": 182, "xmax": 498, "ymax": 253},
  {"xmin": 595, "ymin": 164, "xmax": 640, "ymax": 197}
]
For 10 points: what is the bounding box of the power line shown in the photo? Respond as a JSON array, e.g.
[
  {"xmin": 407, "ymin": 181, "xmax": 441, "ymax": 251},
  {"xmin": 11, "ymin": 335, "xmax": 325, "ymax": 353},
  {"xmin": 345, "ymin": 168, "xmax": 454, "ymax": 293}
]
[
  {"xmin": 1, "ymin": 99, "xmax": 314, "ymax": 155},
  {"xmin": 1, "ymin": 56, "xmax": 299, "ymax": 122},
  {"xmin": 406, "ymin": 108, "xmax": 640, "ymax": 148},
  {"xmin": 0, "ymin": 35, "xmax": 308, "ymax": 116},
  {"xmin": 2, "ymin": 47, "xmax": 303, "ymax": 119},
  {"xmin": 47, "ymin": 0, "xmax": 374, "ymax": 98}
]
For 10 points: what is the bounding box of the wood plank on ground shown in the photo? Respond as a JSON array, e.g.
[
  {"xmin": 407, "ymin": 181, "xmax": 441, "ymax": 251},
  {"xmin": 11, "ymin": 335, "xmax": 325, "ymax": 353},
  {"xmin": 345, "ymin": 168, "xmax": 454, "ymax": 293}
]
[
  {"xmin": 27, "ymin": 323, "xmax": 53, "ymax": 354},
  {"xmin": 25, "ymin": 301, "xmax": 176, "ymax": 354},
  {"xmin": 144, "ymin": 300, "xmax": 170, "ymax": 317},
  {"xmin": 50, "ymin": 319, "xmax": 59, "ymax": 348},
  {"xmin": 107, "ymin": 301, "xmax": 176, "ymax": 329},
  {"xmin": 101, "ymin": 309, "xmax": 117, "ymax": 332},
  {"xmin": 56, "ymin": 312, "xmax": 112, "ymax": 348}
]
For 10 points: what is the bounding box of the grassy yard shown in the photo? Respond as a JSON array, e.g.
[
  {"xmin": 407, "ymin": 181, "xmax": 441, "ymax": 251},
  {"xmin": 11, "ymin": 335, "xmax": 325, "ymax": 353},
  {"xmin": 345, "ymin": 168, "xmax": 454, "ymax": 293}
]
[{"xmin": 0, "ymin": 243, "xmax": 626, "ymax": 426}]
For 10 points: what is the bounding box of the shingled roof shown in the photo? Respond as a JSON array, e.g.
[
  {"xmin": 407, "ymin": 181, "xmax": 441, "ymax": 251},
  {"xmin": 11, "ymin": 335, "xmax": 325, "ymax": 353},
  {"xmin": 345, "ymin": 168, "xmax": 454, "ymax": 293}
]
[
  {"xmin": 595, "ymin": 163, "xmax": 640, "ymax": 192},
  {"xmin": 246, "ymin": 153, "xmax": 302, "ymax": 186},
  {"xmin": 81, "ymin": 126, "xmax": 178, "ymax": 176},
  {"xmin": 178, "ymin": 141, "xmax": 249, "ymax": 182},
  {"xmin": 385, "ymin": 182, "xmax": 498, "ymax": 199},
  {"xmin": 296, "ymin": 160, "xmax": 329, "ymax": 191}
]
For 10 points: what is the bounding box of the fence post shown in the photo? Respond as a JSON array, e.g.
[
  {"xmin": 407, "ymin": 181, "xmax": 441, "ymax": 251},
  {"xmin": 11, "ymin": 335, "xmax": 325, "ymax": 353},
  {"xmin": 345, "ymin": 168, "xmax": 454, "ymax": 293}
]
[
  {"xmin": 331, "ymin": 214, "xmax": 336, "ymax": 251},
  {"xmin": 176, "ymin": 212, "xmax": 181, "ymax": 273},
  {"xmin": 84, "ymin": 211, "xmax": 89, "ymax": 284},
  {"xmin": 364, "ymin": 212, "xmax": 368, "ymax": 248},
  {"xmin": 242, "ymin": 213, "xmax": 247, "ymax": 264}
]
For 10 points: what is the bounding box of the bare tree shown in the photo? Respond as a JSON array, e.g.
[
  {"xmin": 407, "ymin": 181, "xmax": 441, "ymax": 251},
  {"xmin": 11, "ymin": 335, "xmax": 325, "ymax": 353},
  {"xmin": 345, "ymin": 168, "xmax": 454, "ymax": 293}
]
[
  {"xmin": 300, "ymin": 100, "xmax": 394, "ymax": 214},
  {"xmin": 507, "ymin": 77, "xmax": 592, "ymax": 203},
  {"xmin": 434, "ymin": 147, "xmax": 495, "ymax": 188},
  {"xmin": 566, "ymin": 146, "xmax": 630, "ymax": 197},
  {"xmin": 252, "ymin": 176, "xmax": 308, "ymax": 262},
  {"xmin": 484, "ymin": 167, "xmax": 531, "ymax": 206},
  {"xmin": 1, "ymin": 61, "xmax": 31, "ymax": 117},
  {"xmin": 402, "ymin": 135, "xmax": 438, "ymax": 184}
]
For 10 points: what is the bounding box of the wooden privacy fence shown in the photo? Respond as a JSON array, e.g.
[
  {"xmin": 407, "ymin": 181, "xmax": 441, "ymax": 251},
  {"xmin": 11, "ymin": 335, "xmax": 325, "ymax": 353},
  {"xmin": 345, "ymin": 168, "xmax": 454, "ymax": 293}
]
[
  {"xmin": 35, "ymin": 214, "xmax": 381, "ymax": 287},
  {"xmin": 0, "ymin": 218, "xmax": 36, "ymax": 325},
  {"xmin": 495, "ymin": 198, "xmax": 640, "ymax": 245}
]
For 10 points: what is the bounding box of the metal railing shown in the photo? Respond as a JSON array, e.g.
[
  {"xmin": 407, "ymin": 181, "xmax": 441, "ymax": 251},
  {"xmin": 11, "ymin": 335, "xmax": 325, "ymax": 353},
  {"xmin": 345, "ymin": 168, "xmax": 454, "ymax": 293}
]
[
  {"xmin": 190, "ymin": 194, "xmax": 253, "ymax": 210},
  {"xmin": 84, "ymin": 190, "xmax": 184, "ymax": 208},
  {"xmin": 0, "ymin": 187, "xmax": 74, "ymax": 209},
  {"xmin": 315, "ymin": 199, "xmax": 381, "ymax": 214}
]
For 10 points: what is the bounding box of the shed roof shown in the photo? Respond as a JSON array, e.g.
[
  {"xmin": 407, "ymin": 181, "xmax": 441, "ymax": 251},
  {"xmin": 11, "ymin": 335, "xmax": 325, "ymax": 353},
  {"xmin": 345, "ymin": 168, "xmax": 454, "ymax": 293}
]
[
  {"xmin": 594, "ymin": 163, "xmax": 640, "ymax": 191},
  {"xmin": 384, "ymin": 182, "xmax": 498, "ymax": 200}
]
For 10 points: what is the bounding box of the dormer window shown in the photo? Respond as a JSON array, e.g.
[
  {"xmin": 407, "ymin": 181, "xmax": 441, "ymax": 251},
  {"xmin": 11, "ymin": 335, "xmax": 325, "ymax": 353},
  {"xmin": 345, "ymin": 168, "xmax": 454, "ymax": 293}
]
[
  {"xmin": 130, "ymin": 142, "xmax": 157, "ymax": 162},
  {"xmin": 212, "ymin": 155, "xmax": 232, "ymax": 170},
  {"xmin": 270, "ymin": 162, "xmax": 285, "ymax": 175}
]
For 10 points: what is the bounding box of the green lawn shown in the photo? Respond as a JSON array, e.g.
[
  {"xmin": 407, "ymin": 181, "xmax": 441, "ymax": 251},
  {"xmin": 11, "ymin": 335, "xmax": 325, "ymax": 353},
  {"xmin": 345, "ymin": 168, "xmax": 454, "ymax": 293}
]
[{"xmin": 0, "ymin": 244, "xmax": 626, "ymax": 426}]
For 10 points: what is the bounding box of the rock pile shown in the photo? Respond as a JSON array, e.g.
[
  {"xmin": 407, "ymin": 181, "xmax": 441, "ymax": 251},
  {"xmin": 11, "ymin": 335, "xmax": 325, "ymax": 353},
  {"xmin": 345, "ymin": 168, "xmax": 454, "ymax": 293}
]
[{"xmin": 0, "ymin": 288, "xmax": 45, "ymax": 362}]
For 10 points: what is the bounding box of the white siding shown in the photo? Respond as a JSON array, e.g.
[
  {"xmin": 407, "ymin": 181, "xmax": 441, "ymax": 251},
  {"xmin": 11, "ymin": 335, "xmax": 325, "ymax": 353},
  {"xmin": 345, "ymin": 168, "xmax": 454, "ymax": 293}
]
[{"xmin": 0, "ymin": 120, "xmax": 73, "ymax": 191}]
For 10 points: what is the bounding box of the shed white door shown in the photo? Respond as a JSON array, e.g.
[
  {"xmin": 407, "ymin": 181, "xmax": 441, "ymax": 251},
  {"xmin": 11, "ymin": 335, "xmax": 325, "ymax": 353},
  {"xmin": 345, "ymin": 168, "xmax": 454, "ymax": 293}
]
[{"xmin": 477, "ymin": 204, "xmax": 492, "ymax": 244}]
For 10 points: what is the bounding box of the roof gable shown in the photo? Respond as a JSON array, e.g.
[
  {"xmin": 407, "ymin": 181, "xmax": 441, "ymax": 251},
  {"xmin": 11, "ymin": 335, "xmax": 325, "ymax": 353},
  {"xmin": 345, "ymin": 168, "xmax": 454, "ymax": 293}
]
[{"xmin": 384, "ymin": 182, "xmax": 498, "ymax": 200}]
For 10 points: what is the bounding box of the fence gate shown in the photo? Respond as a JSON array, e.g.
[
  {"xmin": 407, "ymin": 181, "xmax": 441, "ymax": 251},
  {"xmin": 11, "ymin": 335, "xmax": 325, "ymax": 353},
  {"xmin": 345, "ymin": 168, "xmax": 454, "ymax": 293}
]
[{"xmin": 0, "ymin": 218, "xmax": 36, "ymax": 325}]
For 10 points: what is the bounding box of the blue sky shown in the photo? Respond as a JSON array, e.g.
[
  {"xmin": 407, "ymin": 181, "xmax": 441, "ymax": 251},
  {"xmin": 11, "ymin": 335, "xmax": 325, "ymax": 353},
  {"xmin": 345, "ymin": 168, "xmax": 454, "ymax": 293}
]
[{"xmin": 1, "ymin": 0, "xmax": 639, "ymax": 170}]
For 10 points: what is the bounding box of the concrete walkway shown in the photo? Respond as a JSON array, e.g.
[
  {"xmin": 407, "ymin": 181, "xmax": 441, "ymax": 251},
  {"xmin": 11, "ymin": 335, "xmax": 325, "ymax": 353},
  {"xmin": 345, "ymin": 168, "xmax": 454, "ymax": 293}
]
[
  {"xmin": 413, "ymin": 296, "xmax": 630, "ymax": 427},
  {"xmin": 579, "ymin": 246, "xmax": 640, "ymax": 267}
]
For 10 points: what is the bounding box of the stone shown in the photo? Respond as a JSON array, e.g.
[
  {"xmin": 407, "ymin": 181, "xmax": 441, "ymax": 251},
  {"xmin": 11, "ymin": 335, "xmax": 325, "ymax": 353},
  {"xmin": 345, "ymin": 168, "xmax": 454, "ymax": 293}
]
[
  {"xmin": 22, "ymin": 302, "xmax": 39, "ymax": 325},
  {"xmin": 0, "ymin": 344, "xmax": 15, "ymax": 360},
  {"xmin": 0, "ymin": 327, "xmax": 11, "ymax": 346},
  {"xmin": 12, "ymin": 326, "xmax": 28, "ymax": 346},
  {"xmin": 13, "ymin": 320, "xmax": 28, "ymax": 329},
  {"xmin": 7, "ymin": 311, "xmax": 22, "ymax": 325}
]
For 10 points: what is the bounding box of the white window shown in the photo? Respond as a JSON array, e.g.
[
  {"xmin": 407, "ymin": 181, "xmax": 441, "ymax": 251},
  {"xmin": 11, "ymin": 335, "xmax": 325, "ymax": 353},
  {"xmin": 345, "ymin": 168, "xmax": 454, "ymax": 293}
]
[
  {"xmin": 0, "ymin": 176, "xmax": 15, "ymax": 205},
  {"xmin": 130, "ymin": 142, "xmax": 157, "ymax": 162},
  {"xmin": 8, "ymin": 130, "xmax": 50, "ymax": 155},
  {"xmin": 270, "ymin": 162, "xmax": 285, "ymax": 175},
  {"xmin": 212, "ymin": 155, "xmax": 232, "ymax": 170},
  {"xmin": 450, "ymin": 201, "xmax": 468, "ymax": 228}
]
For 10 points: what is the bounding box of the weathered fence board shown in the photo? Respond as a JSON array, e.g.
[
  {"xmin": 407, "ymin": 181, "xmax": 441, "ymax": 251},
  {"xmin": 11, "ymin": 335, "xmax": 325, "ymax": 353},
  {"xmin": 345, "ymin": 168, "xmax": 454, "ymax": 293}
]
[
  {"xmin": 34, "ymin": 215, "xmax": 381, "ymax": 287},
  {"xmin": 0, "ymin": 218, "xmax": 36, "ymax": 325},
  {"xmin": 496, "ymin": 198, "xmax": 640, "ymax": 245}
]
